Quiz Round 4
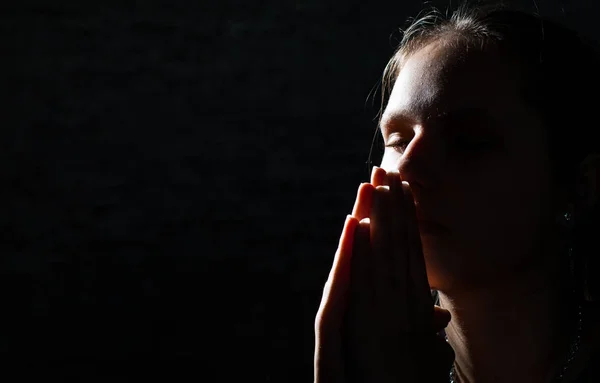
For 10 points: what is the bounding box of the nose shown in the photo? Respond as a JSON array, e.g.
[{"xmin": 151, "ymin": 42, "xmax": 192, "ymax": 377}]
[{"xmin": 383, "ymin": 128, "xmax": 444, "ymax": 193}]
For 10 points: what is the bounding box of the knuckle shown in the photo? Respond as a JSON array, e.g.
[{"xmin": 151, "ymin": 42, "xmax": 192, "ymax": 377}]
[
  {"xmin": 314, "ymin": 292, "xmax": 333, "ymax": 333},
  {"xmin": 314, "ymin": 311, "xmax": 323, "ymax": 333},
  {"xmin": 314, "ymin": 308, "xmax": 333, "ymax": 336},
  {"xmin": 314, "ymin": 304, "xmax": 329, "ymax": 333}
]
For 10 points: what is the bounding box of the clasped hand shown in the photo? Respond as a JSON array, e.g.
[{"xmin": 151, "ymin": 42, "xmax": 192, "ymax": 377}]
[{"xmin": 314, "ymin": 167, "xmax": 455, "ymax": 383}]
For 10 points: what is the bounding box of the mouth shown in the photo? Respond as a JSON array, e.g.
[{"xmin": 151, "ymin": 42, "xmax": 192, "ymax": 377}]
[
  {"xmin": 414, "ymin": 205, "xmax": 450, "ymax": 235},
  {"xmin": 416, "ymin": 220, "xmax": 450, "ymax": 235}
]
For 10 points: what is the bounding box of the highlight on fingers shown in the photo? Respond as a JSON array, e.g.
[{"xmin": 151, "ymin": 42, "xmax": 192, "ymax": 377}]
[
  {"xmin": 318, "ymin": 215, "xmax": 359, "ymax": 324},
  {"xmin": 370, "ymin": 166, "xmax": 389, "ymax": 187},
  {"xmin": 352, "ymin": 183, "xmax": 375, "ymax": 221}
]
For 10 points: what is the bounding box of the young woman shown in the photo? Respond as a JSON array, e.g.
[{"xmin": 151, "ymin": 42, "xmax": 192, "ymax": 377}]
[{"xmin": 314, "ymin": 2, "xmax": 600, "ymax": 382}]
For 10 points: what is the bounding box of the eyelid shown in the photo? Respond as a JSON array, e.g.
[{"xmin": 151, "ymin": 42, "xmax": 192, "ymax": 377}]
[
  {"xmin": 384, "ymin": 131, "xmax": 413, "ymax": 142},
  {"xmin": 384, "ymin": 140, "xmax": 410, "ymax": 148},
  {"xmin": 383, "ymin": 134, "xmax": 412, "ymax": 154}
]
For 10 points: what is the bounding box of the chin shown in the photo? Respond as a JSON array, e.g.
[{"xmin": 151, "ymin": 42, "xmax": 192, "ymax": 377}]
[
  {"xmin": 423, "ymin": 257, "xmax": 444, "ymax": 291},
  {"xmin": 422, "ymin": 245, "xmax": 460, "ymax": 292}
]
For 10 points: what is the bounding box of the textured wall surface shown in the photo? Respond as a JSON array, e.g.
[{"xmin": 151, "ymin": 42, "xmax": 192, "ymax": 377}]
[{"xmin": 3, "ymin": 0, "xmax": 598, "ymax": 380}]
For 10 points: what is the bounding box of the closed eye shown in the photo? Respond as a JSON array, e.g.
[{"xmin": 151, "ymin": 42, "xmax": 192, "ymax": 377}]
[
  {"xmin": 384, "ymin": 139, "xmax": 411, "ymax": 153},
  {"xmin": 384, "ymin": 136, "xmax": 497, "ymax": 155}
]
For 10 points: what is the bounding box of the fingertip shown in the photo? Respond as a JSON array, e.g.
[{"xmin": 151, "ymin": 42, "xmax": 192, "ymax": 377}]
[
  {"xmin": 360, "ymin": 183, "xmax": 376, "ymax": 200},
  {"xmin": 356, "ymin": 218, "xmax": 371, "ymax": 244},
  {"xmin": 434, "ymin": 305, "xmax": 452, "ymax": 320},
  {"xmin": 386, "ymin": 170, "xmax": 402, "ymax": 194},
  {"xmin": 352, "ymin": 183, "xmax": 375, "ymax": 219},
  {"xmin": 371, "ymin": 165, "xmax": 389, "ymax": 186},
  {"xmin": 358, "ymin": 182, "xmax": 376, "ymax": 195},
  {"xmin": 434, "ymin": 304, "xmax": 451, "ymax": 312},
  {"xmin": 345, "ymin": 214, "xmax": 359, "ymax": 226},
  {"xmin": 432, "ymin": 308, "xmax": 452, "ymax": 333},
  {"xmin": 370, "ymin": 165, "xmax": 379, "ymax": 184},
  {"xmin": 362, "ymin": 182, "xmax": 375, "ymax": 191},
  {"xmin": 341, "ymin": 215, "xmax": 358, "ymax": 240}
]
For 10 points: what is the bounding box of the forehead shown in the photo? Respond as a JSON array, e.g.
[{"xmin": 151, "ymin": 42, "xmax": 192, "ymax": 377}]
[{"xmin": 381, "ymin": 39, "xmax": 527, "ymax": 127}]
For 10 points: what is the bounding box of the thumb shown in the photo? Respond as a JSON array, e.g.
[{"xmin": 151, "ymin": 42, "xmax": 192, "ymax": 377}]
[{"xmin": 432, "ymin": 305, "xmax": 451, "ymax": 333}]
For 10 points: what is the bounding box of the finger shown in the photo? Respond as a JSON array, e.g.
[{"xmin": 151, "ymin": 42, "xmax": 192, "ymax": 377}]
[
  {"xmin": 370, "ymin": 165, "xmax": 389, "ymax": 187},
  {"xmin": 349, "ymin": 218, "xmax": 373, "ymax": 307},
  {"xmin": 387, "ymin": 170, "xmax": 409, "ymax": 298},
  {"xmin": 402, "ymin": 180, "xmax": 434, "ymax": 330},
  {"xmin": 344, "ymin": 219, "xmax": 371, "ymax": 371},
  {"xmin": 315, "ymin": 215, "xmax": 358, "ymax": 383},
  {"xmin": 403, "ymin": 180, "xmax": 431, "ymax": 297},
  {"xmin": 316, "ymin": 215, "xmax": 358, "ymax": 332},
  {"xmin": 432, "ymin": 305, "xmax": 452, "ymax": 333},
  {"xmin": 370, "ymin": 185, "xmax": 395, "ymax": 304},
  {"xmin": 351, "ymin": 183, "xmax": 375, "ymax": 221},
  {"xmin": 386, "ymin": 170, "xmax": 411, "ymax": 330}
]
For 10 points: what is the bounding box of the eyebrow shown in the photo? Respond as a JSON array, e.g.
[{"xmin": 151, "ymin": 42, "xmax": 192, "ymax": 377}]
[{"xmin": 380, "ymin": 106, "xmax": 500, "ymax": 133}]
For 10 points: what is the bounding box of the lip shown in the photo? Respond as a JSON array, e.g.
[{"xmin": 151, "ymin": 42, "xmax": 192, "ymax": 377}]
[
  {"xmin": 415, "ymin": 209, "xmax": 442, "ymax": 225},
  {"xmin": 416, "ymin": 220, "xmax": 450, "ymax": 235},
  {"xmin": 414, "ymin": 206, "xmax": 449, "ymax": 234}
]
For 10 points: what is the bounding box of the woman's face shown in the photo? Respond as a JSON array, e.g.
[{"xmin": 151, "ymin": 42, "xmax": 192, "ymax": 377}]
[{"xmin": 380, "ymin": 39, "xmax": 561, "ymax": 292}]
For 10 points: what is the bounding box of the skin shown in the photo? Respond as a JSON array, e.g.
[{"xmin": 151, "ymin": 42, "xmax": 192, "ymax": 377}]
[
  {"xmin": 378, "ymin": 37, "xmax": 599, "ymax": 382},
  {"xmin": 315, "ymin": 35, "xmax": 600, "ymax": 382},
  {"xmin": 315, "ymin": 168, "xmax": 455, "ymax": 383}
]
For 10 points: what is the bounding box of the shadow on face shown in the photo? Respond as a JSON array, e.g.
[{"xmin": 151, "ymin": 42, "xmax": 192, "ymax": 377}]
[{"xmin": 379, "ymin": 39, "xmax": 561, "ymax": 291}]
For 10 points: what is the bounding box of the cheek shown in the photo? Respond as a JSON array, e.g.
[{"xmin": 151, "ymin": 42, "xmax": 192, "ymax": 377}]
[
  {"xmin": 456, "ymin": 174, "xmax": 552, "ymax": 263},
  {"xmin": 420, "ymin": 169, "xmax": 552, "ymax": 288}
]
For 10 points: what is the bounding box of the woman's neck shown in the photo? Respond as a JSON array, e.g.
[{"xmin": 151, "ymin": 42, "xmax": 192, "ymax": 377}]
[{"xmin": 438, "ymin": 255, "xmax": 577, "ymax": 383}]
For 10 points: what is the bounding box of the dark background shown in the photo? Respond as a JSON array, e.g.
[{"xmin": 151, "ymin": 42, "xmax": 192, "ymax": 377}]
[{"xmin": 2, "ymin": 0, "xmax": 598, "ymax": 380}]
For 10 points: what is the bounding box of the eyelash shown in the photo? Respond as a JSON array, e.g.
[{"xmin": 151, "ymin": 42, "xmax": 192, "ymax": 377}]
[
  {"xmin": 384, "ymin": 137, "xmax": 493, "ymax": 153},
  {"xmin": 384, "ymin": 140, "xmax": 411, "ymax": 152}
]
